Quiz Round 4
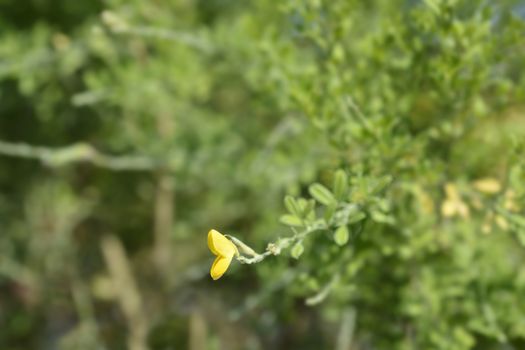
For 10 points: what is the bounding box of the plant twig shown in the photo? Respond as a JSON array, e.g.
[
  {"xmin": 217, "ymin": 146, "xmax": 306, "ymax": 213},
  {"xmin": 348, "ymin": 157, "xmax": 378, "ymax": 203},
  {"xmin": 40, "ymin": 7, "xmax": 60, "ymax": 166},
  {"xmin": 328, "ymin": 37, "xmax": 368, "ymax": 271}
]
[
  {"xmin": 153, "ymin": 171, "xmax": 175, "ymax": 276},
  {"xmin": 343, "ymin": 95, "xmax": 379, "ymax": 141},
  {"xmin": 232, "ymin": 222, "xmax": 327, "ymax": 264},
  {"xmin": 101, "ymin": 11, "xmax": 212, "ymax": 52},
  {"xmin": 229, "ymin": 269, "xmax": 297, "ymax": 320},
  {"xmin": 121, "ymin": 26, "xmax": 212, "ymax": 52},
  {"xmin": 189, "ymin": 309, "xmax": 208, "ymax": 350},
  {"xmin": 0, "ymin": 257, "xmax": 38, "ymax": 289},
  {"xmin": 0, "ymin": 140, "xmax": 162, "ymax": 171},
  {"xmin": 305, "ymin": 273, "xmax": 340, "ymax": 306},
  {"xmin": 101, "ymin": 235, "xmax": 150, "ymax": 350},
  {"xmin": 335, "ymin": 308, "xmax": 357, "ymax": 350}
]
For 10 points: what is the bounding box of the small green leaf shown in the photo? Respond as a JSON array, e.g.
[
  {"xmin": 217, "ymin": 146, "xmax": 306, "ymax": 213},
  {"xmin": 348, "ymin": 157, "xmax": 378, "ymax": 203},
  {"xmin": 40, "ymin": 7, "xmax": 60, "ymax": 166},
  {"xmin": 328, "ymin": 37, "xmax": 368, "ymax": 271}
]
[
  {"xmin": 284, "ymin": 195, "xmax": 301, "ymax": 217},
  {"xmin": 297, "ymin": 198, "xmax": 308, "ymax": 213},
  {"xmin": 280, "ymin": 214, "xmax": 303, "ymax": 227},
  {"xmin": 291, "ymin": 242, "xmax": 304, "ymax": 259},
  {"xmin": 309, "ymin": 183, "xmax": 336, "ymax": 206},
  {"xmin": 306, "ymin": 209, "xmax": 316, "ymax": 222},
  {"xmin": 372, "ymin": 198, "xmax": 391, "ymax": 212},
  {"xmin": 506, "ymin": 213, "xmax": 525, "ymax": 228},
  {"xmin": 516, "ymin": 231, "xmax": 525, "ymax": 247},
  {"xmin": 333, "ymin": 170, "xmax": 348, "ymax": 200},
  {"xmin": 334, "ymin": 225, "xmax": 349, "ymax": 246},
  {"xmin": 333, "ymin": 204, "xmax": 360, "ymax": 226},
  {"xmin": 304, "ymin": 199, "xmax": 316, "ymax": 216},
  {"xmin": 348, "ymin": 211, "xmax": 366, "ymax": 224},
  {"xmin": 423, "ymin": 0, "xmax": 440, "ymax": 14},
  {"xmin": 370, "ymin": 211, "xmax": 396, "ymax": 225},
  {"xmin": 324, "ymin": 202, "xmax": 337, "ymax": 223}
]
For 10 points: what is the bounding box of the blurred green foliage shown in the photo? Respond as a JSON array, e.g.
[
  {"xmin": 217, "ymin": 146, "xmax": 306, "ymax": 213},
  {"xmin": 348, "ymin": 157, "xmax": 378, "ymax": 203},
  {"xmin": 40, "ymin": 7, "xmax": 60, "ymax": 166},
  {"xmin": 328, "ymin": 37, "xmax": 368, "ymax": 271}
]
[{"xmin": 0, "ymin": 0, "xmax": 525, "ymax": 349}]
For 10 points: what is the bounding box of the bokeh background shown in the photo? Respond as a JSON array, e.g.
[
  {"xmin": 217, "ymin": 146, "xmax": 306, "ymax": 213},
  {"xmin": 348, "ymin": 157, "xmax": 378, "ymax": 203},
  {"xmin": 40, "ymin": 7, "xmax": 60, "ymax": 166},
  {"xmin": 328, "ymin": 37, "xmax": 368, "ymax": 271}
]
[{"xmin": 1, "ymin": 0, "xmax": 525, "ymax": 349}]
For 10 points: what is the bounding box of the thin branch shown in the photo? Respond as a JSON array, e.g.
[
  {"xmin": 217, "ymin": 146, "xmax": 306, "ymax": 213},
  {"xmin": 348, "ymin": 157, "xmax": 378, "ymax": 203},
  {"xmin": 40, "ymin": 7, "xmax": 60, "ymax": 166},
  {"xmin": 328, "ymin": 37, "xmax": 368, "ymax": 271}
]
[
  {"xmin": 343, "ymin": 95, "xmax": 379, "ymax": 141},
  {"xmin": 101, "ymin": 11, "xmax": 212, "ymax": 52},
  {"xmin": 121, "ymin": 26, "xmax": 212, "ymax": 52},
  {"xmin": 335, "ymin": 308, "xmax": 357, "ymax": 350},
  {"xmin": 189, "ymin": 309, "xmax": 208, "ymax": 350},
  {"xmin": 101, "ymin": 235, "xmax": 150, "ymax": 350},
  {"xmin": 229, "ymin": 269, "xmax": 297, "ymax": 320},
  {"xmin": 305, "ymin": 273, "xmax": 340, "ymax": 306},
  {"xmin": 0, "ymin": 140, "xmax": 163, "ymax": 171},
  {"xmin": 0, "ymin": 257, "xmax": 38, "ymax": 289},
  {"xmin": 232, "ymin": 222, "xmax": 327, "ymax": 264}
]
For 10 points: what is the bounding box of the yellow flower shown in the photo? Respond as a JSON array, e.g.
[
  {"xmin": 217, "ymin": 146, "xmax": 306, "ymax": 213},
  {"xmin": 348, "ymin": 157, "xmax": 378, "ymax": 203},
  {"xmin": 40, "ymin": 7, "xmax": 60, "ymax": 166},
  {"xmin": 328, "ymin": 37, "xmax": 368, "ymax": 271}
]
[
  {"xmin": 472, "ymin": 178, "xmax": 501, "ymax": 194},
  {"xmin": 441, "ymin": 183, "xmax": 469, "ymax": 218},
  {"xmin": 207, "ymin": 229, "xmax": 238, "ymax": 280}
]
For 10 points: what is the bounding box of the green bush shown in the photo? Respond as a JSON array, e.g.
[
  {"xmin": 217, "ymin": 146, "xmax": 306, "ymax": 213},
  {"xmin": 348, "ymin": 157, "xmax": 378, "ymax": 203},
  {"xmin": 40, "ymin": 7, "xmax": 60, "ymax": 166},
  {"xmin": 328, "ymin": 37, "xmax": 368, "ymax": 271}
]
[{"xmin": 0, "ymin": 0, "xmax": 524, "ymax": 349}]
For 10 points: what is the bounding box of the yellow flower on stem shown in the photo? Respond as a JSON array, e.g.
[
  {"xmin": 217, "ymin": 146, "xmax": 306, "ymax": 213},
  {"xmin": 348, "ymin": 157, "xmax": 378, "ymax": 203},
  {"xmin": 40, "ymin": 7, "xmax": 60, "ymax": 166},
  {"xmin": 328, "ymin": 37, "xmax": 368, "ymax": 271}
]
[
  {"xmin": 441, "ymin": 183, "xmax": 470, "ymax": 219},
  {"xmin": 207, "ymin": 229, "xmax": 238, "ymax": 280},
  {"xmin": 473, "ymin": 178, "xmax": 501, "ymax": 194}
]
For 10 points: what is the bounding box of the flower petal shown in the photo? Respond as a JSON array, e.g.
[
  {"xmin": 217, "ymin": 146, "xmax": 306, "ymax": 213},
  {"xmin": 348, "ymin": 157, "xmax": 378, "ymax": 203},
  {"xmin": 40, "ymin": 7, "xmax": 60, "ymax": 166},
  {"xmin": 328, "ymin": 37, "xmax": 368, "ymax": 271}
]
[
  {"xmin": 207, "ymin": 229, "xmax": 220, "ymax": 255},
  {"xmin": 207, "ymin": 229, "xmax": 237, "ymax": 257},
  {"xmin": 210, "ymin": 255, "xmax": 233, "ymax": 280}
]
